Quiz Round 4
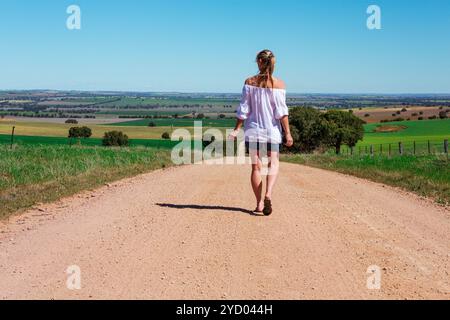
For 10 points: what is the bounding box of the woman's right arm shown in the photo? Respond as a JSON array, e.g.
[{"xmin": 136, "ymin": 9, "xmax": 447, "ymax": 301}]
[{"xmin": 229, "ymin": 83, "xmax": 250, "ymax": 140}]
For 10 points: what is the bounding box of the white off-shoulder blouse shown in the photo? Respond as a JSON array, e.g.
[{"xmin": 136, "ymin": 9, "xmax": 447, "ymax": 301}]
[{"xmin": 236, "ymin": 84, "xmax": 289, "ymax": 144}]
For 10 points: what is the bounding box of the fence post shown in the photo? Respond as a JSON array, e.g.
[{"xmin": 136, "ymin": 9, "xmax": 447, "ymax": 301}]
[
  {"xmin": 399, "ymin": 142, "xmax": 403, "ymax": 155},
  {"xmin": 445, "ymin": 139, "xmax": 449, "ymax": 158},
  {"xmin": 389, "ymin": 143, "xmax": 392, "ymax": 157},
  {"xmin": 370, "ymin": 145, "xmax": 374, "ymax": 157},
  {"xmin": 413, "ymin": 141, "xmax": 416, "ymax": 155},
  {"xmin": 10, "ymin": 126, "xmax": 15, "ymax": 149},
  {"xmin": 428, "ymin": 140, "xmax": 431, "ymax": 154}
]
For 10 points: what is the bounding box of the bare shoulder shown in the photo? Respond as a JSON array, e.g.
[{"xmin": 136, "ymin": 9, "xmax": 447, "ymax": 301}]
[
  {"xmin": 245, "ymin": 76, "xmax": 258, "ymax": 86},
  {"xmin": 244, "ymin": 76, "xmax": 286, "ymax": 89},
  {"xmin": 272, "ymin": 77, "xmax": 286, "ymax": 90}
]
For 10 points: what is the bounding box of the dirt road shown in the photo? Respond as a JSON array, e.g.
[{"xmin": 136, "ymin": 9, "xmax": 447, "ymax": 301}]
[{"xmin": 0, "ymin": 161, "xmax": 449, "ymax": 299}]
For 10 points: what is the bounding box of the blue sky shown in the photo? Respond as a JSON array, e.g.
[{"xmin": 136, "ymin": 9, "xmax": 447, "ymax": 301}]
[{"xmin": 0, "ymin": 0, "xmax": 449, "ymax": 93}]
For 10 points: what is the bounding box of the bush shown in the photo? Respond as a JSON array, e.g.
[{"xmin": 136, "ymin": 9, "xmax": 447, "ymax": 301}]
[
  {"xmin": 401, "ymin": 108, "xmax": 408, "ymax": 112},
  {"xmin": 419, "ymin": 111, "xmax": 424, "ymax": 115},
  {"xmin": 102, "ymin": 131, "xmax": 129, "ymax": 147},
  {"xmin": 68, "ymin": 126, "xmax": 92, "ymax": 139},
  {"xmin": 393, "ymin": 118, "xmax": 405, "ymax": 122},
  {"xmin": 428, "ymin": 115, "xmax": 437, "ymax": 120},
  {"xmin": 364, "ymin": 113, "xmax": 370, "ymax": 117},
  {"xmin": 438, "ymin": 111, "xmax": 448, "ymax": 119},
  {"xmin": 148, "ymin": 121, "xmax": 156, "ymax": 127},
  {"xmin": 65, "ymin": 119, "xmax": 78, "ymax": 124},
  {"xmin": 411, "ymin": 113, "xmax": 418, "ymax": 117},
  {"xmin": 161, "ymin": 132, "xmax": 170, "ymax": 140},
  {"xmin": 418, "ymin": 117, "xmax": 424, "ymax": 120}
]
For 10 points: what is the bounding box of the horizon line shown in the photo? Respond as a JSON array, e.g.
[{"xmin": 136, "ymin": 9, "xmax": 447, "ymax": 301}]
[{"xmin": 2, "ymin": 88, "xmax": 450, "ymax": 96}]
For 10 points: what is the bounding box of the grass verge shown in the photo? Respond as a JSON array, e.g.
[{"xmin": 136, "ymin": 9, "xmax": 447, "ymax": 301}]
[
  {"xmin": 281, "ymin": 153, "xmax": 450, "ymax": 206},
  {"xmin": 0, "ymin": 144, "xmax": 174, "ymax": 218}
]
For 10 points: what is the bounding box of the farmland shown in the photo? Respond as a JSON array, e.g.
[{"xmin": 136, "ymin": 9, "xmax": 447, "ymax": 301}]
[
  {"xmin": 358, "ymin": 119, "xmax": 449, "ymax": 146},
  {"xmin": 1, "ymin": 90, "xmax": 448, "ymax": 211}
]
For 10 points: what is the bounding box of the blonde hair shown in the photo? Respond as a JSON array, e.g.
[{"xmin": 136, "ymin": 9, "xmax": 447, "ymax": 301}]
[{"xmin": 256, "ymin": 49, "xmax": 276, "ymax": 88}]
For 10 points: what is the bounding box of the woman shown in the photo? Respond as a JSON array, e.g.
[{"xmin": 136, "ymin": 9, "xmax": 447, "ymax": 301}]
[{"xmin": 229, "ymin": 49, "xmax": 293, "ymax": 216}]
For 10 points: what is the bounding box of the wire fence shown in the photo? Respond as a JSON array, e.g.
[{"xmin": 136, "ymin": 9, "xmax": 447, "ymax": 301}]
[{"xmin": 341, "ymin": 139, "xmax": 449, "ymax": 157}]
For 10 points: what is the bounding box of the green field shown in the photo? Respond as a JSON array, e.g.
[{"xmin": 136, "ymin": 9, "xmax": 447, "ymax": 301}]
[
  {"xmin": 111, "ymin": 118, "xmax": 236, "ymax": 128},
  {"xmin": 0, "ymin": 134, "xmax": 179, "ymax": 149},
  {"xmin": 0, "ymin": 144, "xmax": 174, "ymax": 217},
  {"xmin": 358, "ymin": 119, "xmax": 449, "ymax": 145}
]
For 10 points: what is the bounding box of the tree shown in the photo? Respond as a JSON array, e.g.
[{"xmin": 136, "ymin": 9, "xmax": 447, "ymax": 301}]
[
  {"xmin": 288, "ymin": 107, "xmax": 330, "ymax": 153},
  {"xmin": 65, "ymin": 119, "xmax": 78, "ymax": 124},
  {"xmin": 322, "ymin": 110, "xmax": 365, "ymax": 154},
  {"xmin": 102, "ymin": 131, "xmax": 129, "ymax": 147}
]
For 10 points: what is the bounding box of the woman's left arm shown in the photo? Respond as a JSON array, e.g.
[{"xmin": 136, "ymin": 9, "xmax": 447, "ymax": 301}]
[{"xmin": 280, "ymin": 116, "xmax": 293, "ymax": 147}]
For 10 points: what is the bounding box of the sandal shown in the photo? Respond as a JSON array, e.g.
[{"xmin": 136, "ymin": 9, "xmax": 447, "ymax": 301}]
[{"xmin": 263, "ymin": 198, "xmax": 273, "ymax": 216}]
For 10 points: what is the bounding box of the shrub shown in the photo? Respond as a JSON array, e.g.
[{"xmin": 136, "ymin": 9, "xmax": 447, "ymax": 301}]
[
  {"xmin": 161, "ymin": 132, "xmax": 170, "ymax": 140},
  {"xmin": 393, "ymin": 117, "xmax": 404, "ymax": 122},
  {"xmin": 364, "ymin": 113, "xmax": 370, "ymax": 117},
  {"xmin": 418, "ymin": 117, "xmax": 424, "ymax": 120},
  {"xmin": 401, "ymin": 108, "xmax": 408, "ymax": 112},
  {"xmin": 411, "ymin": 113, "xmax": 418, "ymax": 117},
  {"xmin": 218, "ymin": 114, "xmax": 226, "ymax": 119},
  {"xmin": 428, "ymin": 115, "xmax": 437, "ymax": 120},
  {"xmin": 65, "ymin": 119, "xmax": 78, "ymax": 124},
  {"xmin": 396, "ymin": 111, "xmax": 401, "ymax": 115},
  {"xmin": 419, "ymin": 111, "xmax": 424, "ymax": 115},
  {"xmin": 102, "ymin": 131, "xmax": 129, "ymax": 147},
  {"xmin": 68, "ymin": 126, "xmax": 92, "ymax": 139},
  {"xmin": 148, "ymin": 121, "xmax": 156, "ymax": 127},
  {"xmin": 439, "ymin": 111, "xmax": 448, "ymax": 119}
]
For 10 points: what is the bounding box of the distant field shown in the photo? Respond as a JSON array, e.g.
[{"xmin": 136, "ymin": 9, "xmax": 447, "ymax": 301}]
[
  {"xmin": 98, "ymin": 97, "xmax": 237, "ymax": 108},
  {"xmin": 351, "ymin": 106, "xmax": 448, "ymax": 123},
  {"xmin": 358, "ymin": 119, "xmax": 449, "ymax": 146},
  {"xmin": 111, "ymin": 118, "xmax": 236, "ymax": 128},
  {"xmin": 96, "ymin": 110, "xmax": 188, "ymax": 116},
  {"xmin": 0, "ymin": 120, "xmax": 194, "ymax": 140}
]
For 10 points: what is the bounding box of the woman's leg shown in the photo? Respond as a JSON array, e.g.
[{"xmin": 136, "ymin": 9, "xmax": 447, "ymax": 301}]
[
  {"xmin": 250, "ymin": 151, "xmax": 264, "ymax": 211},
  {"xmin": 265, "ymin": 151, "xmax": 280, "ymax": 200}
]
